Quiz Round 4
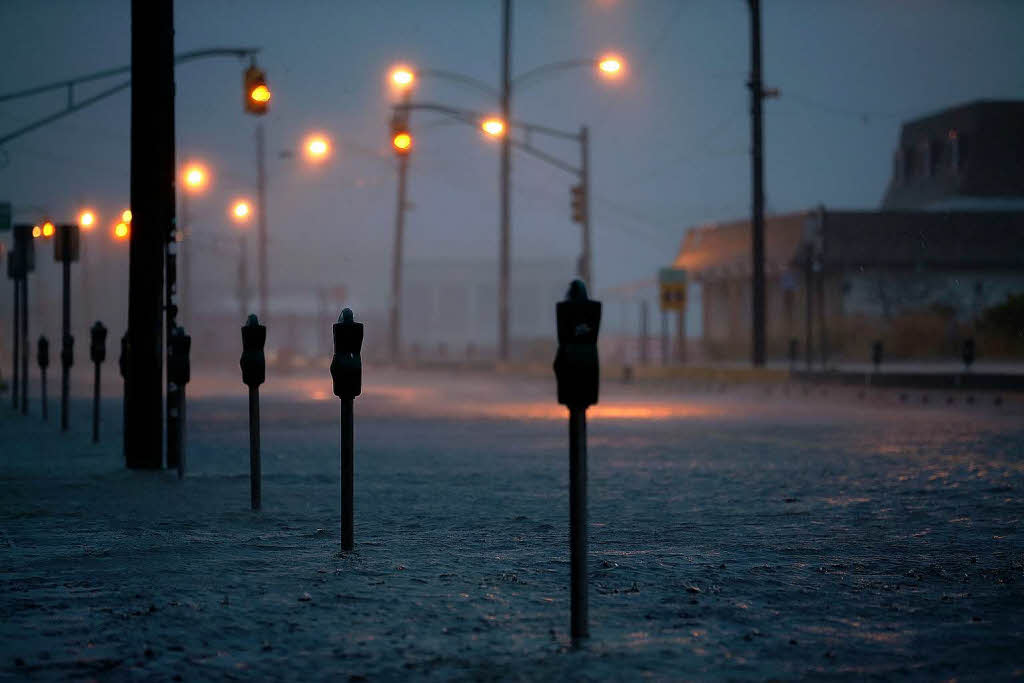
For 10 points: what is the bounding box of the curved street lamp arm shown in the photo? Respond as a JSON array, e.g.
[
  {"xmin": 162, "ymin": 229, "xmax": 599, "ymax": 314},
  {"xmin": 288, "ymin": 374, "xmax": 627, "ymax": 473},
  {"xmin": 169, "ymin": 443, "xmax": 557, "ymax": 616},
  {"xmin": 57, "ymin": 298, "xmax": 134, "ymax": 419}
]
[
  {"xmin": 0, "ymin": 80, "xmax": 131, "ymax": 147},
  {"xmin": 418, "ymin": 68, "xmax": 500, "ymax": 100},
  {"xmin": 0, "ymin": 46, "xmax": 261, "ymax": 104},
  {"xmin": 510, "ymin": 58, "xmax": 596, "ymax": 91}
]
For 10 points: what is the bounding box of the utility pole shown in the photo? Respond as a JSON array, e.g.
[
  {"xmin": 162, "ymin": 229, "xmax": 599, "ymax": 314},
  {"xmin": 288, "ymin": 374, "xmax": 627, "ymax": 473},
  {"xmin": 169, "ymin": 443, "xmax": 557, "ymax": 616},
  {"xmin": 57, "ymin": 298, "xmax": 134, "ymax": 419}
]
[
  {"xmin": 498, "ymin": 0, "xmax": 512, "ymax": 361},
  {"xmin": 256, "ymin": 122, "xmax": 268, "ymax": 323},
  {"xmin": 579, "ymin": 125, "xmax": 592, "ymax": 289},
  {"xmin": 748, "ymin": 0, "xmax": 766, "ymax": 368},
  {"xmin": 389, "ymin": 93, "xmax": 411, "ymax": 363},
  {"xmin": 126, "ymin": 0, "xmax": 172, "ymax": 469}
]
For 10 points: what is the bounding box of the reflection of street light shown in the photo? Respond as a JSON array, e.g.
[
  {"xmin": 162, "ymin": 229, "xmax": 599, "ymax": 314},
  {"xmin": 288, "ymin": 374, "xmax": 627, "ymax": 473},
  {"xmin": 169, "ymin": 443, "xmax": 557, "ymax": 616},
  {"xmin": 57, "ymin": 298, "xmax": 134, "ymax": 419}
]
[
  {"xmin": 304, "ymin": 134, "xmax": 331, "ymax": 162},
  {"xmin": 79, "ymin": 210, "xmax": 96, "ymax": 230},
  {"xmin": 481, "ymin": 117, "xmax": 506, "ymax": 137},
  {"xmin": 598, "ymin": 54, "xmax": 624, "ymax": 77}
]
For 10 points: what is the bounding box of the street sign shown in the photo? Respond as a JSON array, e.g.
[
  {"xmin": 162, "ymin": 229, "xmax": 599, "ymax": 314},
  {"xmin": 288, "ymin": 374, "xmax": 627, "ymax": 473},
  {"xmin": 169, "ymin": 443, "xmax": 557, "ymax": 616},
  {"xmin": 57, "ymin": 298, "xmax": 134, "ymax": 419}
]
[
  {"xmin": 658, "ymin": 267, "xmax": 687, "ymax": 312},
  {"xmin": 0, "ymin": 202, "xmax": 11, "ymax": 232}
]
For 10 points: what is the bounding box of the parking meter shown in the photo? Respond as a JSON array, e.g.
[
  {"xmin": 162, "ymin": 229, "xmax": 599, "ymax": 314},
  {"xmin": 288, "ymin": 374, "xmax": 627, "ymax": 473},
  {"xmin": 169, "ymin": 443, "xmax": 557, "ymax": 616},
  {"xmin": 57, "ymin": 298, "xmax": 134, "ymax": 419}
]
[
  {"xmin": 240, "ymin": 315, "xmax": 266, "ymax": 388},
  {"xmin": 553, "ymin": 280, "xmax": 602, "ymax": 409},
  {"xmin": 90, "ymin": 322, "xmax": 108, "ymax": 365},
  {"xmin": 330, "ymin": 308, "xmax": 363, "ymax": 399}
]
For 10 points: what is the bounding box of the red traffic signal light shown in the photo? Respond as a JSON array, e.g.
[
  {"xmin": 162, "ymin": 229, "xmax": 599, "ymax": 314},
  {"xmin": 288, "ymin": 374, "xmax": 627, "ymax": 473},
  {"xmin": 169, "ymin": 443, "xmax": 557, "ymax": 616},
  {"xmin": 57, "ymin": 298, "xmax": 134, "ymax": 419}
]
[
  {"xmin": 244, "ymin": 65, "xmax": 270, "ymax": 115},
  {"xmin": 570, "ymin": 184, "xmax": 586, "ymax": 224}
]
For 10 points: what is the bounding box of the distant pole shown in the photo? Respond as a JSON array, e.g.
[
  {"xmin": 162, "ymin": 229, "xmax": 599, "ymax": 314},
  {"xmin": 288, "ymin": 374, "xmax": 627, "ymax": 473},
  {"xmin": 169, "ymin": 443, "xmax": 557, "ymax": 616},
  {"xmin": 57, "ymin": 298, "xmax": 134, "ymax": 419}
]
[
  {"xmin": 748, "ymin": 0, "xmax": 766, "ymax": 368},
  {"xmin": 238, "ymin": 233, "xmax": 249, "ymax": 322},
  {"xmin": 181, "ymin": 192, "xmax": 191, "ymax": 331},
  {"xmin": 37, "ymin": 336, "xmax": 48, "ymax": 420},
  {"xmin": 676, "ymin": 310, "xmax": 686, "ymax": 365},
  {"xmin": 661, "ymin": 309, "xmax": 669, "ymax": 366},
  {"xmin": 60, "ymin": 244, "xmax": 71, "ymax": 429},
  {"xmin": 127, "ymin": 0, "xmax": 172, "ymax": 468},
  {"xmin": 498, "ymin": 0, "xmax": 512, "ymax": 361},
  {"xmin": 389, "ymin": 140, "xmax": 409, "ymax": 363},
  {"xmin": 639, "ymin": 300, "xmax": 648, "ymax": 366},
  {"xmin": 804, "ymin": 246, "xmax": 813, "ymax": 371},
  {"xmin": 20, "ymin": 269, "xmax": 28, "ymax": 415},
  {"xmin": 11, "ymin": 276, "xmax": 20, "ymax": 410},
  {"xmin": 256, "ymin": 121, "xmax": 268, "ymax": 323},
  {"xmin": 90, "ymin": 322, "xmax": 108, "ymax": 444},
  {"xmin": 579, "ymin": 125, "xmax": 592, "ymax": 289}
]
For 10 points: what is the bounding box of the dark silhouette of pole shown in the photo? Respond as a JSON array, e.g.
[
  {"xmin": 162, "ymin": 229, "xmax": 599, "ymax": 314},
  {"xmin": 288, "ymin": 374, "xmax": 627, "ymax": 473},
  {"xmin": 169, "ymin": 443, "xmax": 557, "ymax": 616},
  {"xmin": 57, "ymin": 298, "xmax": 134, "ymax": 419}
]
[
  {"xmin": 748, "ymin": 0, "xmax": 766, "ymax": 368},
  {"xmin": 57, "ymin": 225, "xmax": 78, "ymax": 430},
  {"xmin": 639, "ymin": 299, "xmax": 648, "ymax": 366},
  {"xmin": 804, "ymin": 245, "xmax": 813, "ymax": 371},
  {"xmin": 37, "ymin": 336, "xmax": 48, "ymax": 419},
  {"xmin": 118, "ymin": 332, "xmax": 129, "ymax": 462},
  {"xmin": 238, "ymin": 233, "xmax": 249, "ymax": 323},
  {"xmin": 90, "ymin": 322, "xmax": 107, "ymax": 443},
  {"xmin": 11, "ymin": 271, "xmax": 19, "ymax": 410},
  {"xmin": 256, "ymin": 122, "xmax": 268, "ymax": 323},
  {"xmin": 20, "ymin": 267, "xmax": 28, "ymax": 415},
  {"xmin": 126, "ymin": 0, "xmax": 172, "ymax": 468},
  {"xmin": 167, "ymin": 326, "xmax": 190, "ymax": 477},
  {"xmin": 676, "ymin": 310, "xmax": 686, "ymax": 365},
  {"xmin": 661, "ymin": 310, "xmax": 669, "ymax": 366},
  {"xmin": 181, "ymin": 193, "xmax": 191, "ymax": 331},
  {"xmin": 331, "ymin": 308, "xmax": 363, "ymax": 552},
  {"xmin": 553, "ymin": 279, "xmax": 601, "ymax": 641},
  {"xmin": 498, "ymin": 0, "xmax": 512, "ymax": 361},
  {"xmin": 389, "ymin": 97, "xmax": 410, "ymax": 363},
  {"xmin": 240, "ymin": 314, "xmax": 266, "ymax": 510},
  {"xmin": 579, "ymin": 125, "xmax": 592, "ymax": 289}
]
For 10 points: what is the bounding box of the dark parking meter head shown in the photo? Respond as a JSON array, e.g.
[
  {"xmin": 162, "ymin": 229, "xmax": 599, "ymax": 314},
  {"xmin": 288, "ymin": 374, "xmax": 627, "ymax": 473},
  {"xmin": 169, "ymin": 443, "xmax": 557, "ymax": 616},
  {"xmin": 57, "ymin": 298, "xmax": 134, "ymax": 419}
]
[
  {"xmin": 553, "ymin": 279, "xmax": 602, "ymax": 409},
  {"xmin": 872, "ymin": 340, "xmax": 883, "ymax": 367},
  {"xmin": 330, "ymin": 308, "xmax": 363, "ymax": 399},
  {"xmin": 169, "ymin": 327, "xmax": 192, "ymax": 385},
  {"xmin": 90, "ymin": 321, "xmax": 108, "ymax": 364},
  {"xmin": 37, "ymin": 335, "xmax": 49, "ymax": 369},
  {"xmin": 240, "ymin": 314, "xmax": 267, "ymax": 387}
]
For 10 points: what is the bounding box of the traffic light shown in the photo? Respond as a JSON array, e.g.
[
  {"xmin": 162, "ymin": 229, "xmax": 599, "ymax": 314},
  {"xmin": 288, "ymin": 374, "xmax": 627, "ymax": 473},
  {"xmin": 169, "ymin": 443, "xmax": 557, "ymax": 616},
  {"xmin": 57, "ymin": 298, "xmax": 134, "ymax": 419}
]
[
  {"xmin": 243, "ymin": 65, "xmax": 270, "ymax": 115},
  {"xmin": 390, "ymin": 112, "xmax": 412, "ymax": 155},
  {"xmin": 570, "ymin": 184, "xmax": 586, "ymax": 224}
]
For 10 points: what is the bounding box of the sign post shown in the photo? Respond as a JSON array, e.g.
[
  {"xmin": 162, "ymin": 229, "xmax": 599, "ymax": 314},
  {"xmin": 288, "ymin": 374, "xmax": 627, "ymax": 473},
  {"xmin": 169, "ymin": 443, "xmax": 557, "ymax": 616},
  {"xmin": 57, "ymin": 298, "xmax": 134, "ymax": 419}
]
[{"xmin": 658, "ymin": 268, "xmax": 687, "ymax": 364}]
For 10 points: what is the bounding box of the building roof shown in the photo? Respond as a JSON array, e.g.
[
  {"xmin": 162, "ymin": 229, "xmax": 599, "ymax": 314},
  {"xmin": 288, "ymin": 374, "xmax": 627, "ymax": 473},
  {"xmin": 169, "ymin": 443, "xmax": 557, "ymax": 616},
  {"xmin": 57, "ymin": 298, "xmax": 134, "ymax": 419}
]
[{"xmin": 674, "ymin": 211, "xmax": 809, "ymax": 279}]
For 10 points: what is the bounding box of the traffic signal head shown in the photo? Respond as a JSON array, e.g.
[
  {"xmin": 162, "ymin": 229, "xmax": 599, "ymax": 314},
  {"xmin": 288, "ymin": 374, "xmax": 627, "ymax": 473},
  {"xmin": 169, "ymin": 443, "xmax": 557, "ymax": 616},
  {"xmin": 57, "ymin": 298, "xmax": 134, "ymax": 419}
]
[
  {"xmin": 390, "ymin": 112, "xmax": 412, "ymax": 155},
  {"xmin": 244, "ymin": 65, "xmax": 270, "ymax": 115},
  {"xmin": 570, "ymin": 184, "xmax": 586, "ymax": 224}
]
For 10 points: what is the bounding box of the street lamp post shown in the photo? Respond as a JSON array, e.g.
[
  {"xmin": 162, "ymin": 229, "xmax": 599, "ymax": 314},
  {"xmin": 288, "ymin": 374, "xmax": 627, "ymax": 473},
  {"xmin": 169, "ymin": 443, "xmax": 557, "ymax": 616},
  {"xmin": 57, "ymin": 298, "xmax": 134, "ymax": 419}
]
[{"xmin": 232, "ymin": 200, "xmax": 253, "ymax": 322}]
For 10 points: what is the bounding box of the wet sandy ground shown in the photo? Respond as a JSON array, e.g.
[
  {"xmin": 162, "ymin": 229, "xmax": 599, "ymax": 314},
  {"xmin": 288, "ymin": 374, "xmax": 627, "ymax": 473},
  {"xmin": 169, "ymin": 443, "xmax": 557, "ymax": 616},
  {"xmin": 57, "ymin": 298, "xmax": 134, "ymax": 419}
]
[{"xmin": 1, "ymin": 372, "xmax": 1022, "ymax": 680}]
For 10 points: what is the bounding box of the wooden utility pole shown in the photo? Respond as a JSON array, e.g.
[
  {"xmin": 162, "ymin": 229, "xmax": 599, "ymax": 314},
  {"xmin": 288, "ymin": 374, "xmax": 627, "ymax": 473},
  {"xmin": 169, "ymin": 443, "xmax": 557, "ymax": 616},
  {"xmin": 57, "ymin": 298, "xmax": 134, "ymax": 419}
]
[{"xmin": 749, "ymin": 0, "xmax": 766, "ymax": 367}]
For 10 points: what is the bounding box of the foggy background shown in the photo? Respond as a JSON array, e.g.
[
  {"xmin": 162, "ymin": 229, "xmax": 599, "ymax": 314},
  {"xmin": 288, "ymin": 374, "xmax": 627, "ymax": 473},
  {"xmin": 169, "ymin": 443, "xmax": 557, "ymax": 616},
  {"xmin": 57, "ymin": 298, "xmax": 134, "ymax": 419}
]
[{"xmin": 2, "ymin": 0, "xmax": 1022, "ymax": 356}]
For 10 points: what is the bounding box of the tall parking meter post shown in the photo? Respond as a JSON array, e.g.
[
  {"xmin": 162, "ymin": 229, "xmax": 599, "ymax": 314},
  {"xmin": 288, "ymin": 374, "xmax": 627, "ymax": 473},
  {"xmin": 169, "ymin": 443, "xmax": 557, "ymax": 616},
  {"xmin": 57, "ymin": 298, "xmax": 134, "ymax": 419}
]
[
  {"xmin": 89, "ymin": 322, "xmax": 108, "ymax": 443},
  {"xmin": 330, "ymin": 308, "xmax": 363, "ymax": 552},
  {"xmin": 37, "ymin": 336, "xmax": 49, "ymax": 420},
  {"xmin": 240, "ymin": 315, "xmax": 266, "ymax": 510},
  {"xmin": 552, "ymin": 279, "xmax": 602, "ymax": 641}
]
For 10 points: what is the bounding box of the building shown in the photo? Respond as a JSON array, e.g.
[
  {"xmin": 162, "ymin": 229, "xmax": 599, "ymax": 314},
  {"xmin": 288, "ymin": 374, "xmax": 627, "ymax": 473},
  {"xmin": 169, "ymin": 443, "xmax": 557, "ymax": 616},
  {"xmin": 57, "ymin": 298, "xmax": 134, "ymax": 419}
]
[{"xmin": 674, "ymin": 100, "xmax": 1024, "ymax": 363}]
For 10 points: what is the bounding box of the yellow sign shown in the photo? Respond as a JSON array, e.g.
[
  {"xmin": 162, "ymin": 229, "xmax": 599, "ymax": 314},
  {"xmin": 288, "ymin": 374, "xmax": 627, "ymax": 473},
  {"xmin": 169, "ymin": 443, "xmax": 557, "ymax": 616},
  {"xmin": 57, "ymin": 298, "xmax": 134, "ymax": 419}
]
[{"xmin": 658, "ymin": 268, "xmax": 687, "ymax": 312}]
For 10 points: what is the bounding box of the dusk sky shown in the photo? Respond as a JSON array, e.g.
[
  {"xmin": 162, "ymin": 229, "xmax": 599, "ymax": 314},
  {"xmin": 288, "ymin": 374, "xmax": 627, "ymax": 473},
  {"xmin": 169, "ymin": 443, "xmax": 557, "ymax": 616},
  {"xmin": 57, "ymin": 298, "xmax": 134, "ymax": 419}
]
[{"xmin": 1, "ymin": 0, "xmax": 1022, "ymax": 317}]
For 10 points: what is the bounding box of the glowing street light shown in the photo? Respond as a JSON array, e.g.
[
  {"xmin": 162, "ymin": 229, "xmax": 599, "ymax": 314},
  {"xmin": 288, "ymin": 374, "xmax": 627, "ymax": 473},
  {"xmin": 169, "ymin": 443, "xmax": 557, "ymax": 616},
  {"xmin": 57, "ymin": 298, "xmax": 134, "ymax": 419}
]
[
  {"xmin": 121, "ymin": 209, "xmax": 132, "ymax": 223},
  {"xmin": 231, "ymin": 199, "xmax": 252, "ymax": 223},
  {"xmin": 32, "ymin": 225, "xmax": 42, "ymax": 238},
  {"xmin": 390, "ymin": 65, "xmax": 415, "ymax": 89},
  {"xmin": 41, "ymin": 221, "xmax": 55, "ymax": 238},
  {"xmin": 598, "ymin": 54, "xmax": 624, "ymax": 78},
  {"xmin": 304, "ymin": 134, "xmax": 331, "ymax": 162},
  {"xmin": 79, "ymin": 210, "xmax": 96, "ymax": 230},
  {"xmin": 481, "ymin": 117, "xmax": 506, "ymax": 137},
  {"xmin": 392, "ymin": 132, "xmax": 412, "ymax": 154},
  {"xmin": 113, "ymin": 222, "xmax": 130, "ymax": 240},
  {"xmin": 182, "ymin": 163, "xmax": 208, "ymax": 192}
]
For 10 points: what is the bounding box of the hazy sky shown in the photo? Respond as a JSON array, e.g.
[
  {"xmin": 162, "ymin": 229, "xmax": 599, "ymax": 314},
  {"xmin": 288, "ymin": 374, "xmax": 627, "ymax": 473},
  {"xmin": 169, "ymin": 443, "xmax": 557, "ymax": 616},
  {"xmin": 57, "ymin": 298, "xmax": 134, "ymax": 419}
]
[{"xmin": 1, "ymin": 0, "xmax": 1022, "ymax": 318}]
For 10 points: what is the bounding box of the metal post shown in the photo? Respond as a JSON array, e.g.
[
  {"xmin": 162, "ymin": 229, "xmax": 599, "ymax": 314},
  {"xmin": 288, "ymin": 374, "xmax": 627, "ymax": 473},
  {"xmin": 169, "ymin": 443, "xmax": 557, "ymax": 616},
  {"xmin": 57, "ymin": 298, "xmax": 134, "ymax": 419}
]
[
  {"xmin": 238, "ymin": 233, "xmax": 249, "ymax": 322},
  {"xmin": 40, "ymin": 367, "xmax": 47, "ymax": 419},
  {"xmin": 639, "ymin": 300, "xmax": 648, "ymax": 366},
  {"xmin": 498, "ymin": 0, "xmax": 512, "ymax": 361},
  {"xmin": 249, "ymin": 386, "xmax": 260, "ymax": 510},
  {"xmin": 92, "ymin": 361, "xmax": 101, "ymax": 442},
  {"xmin": 804, "ymin": 247, "xmax": 813, "ymax": 371},
  {"xmin": 568, "ymin": 407, "xmax": 588, "ymax": 639},
  {"xmin": 256, "ymin": 121, "xmax": 268, "ymax": 323},
  {"xmin": 340, "ymin": 398, "xmax": 354, "ymax": 551},
  {"xmin": 12, "ymin": 277, "xmax": 19, "ymax": 410},
  {"xmin": 20, "ymin": 273, "xmax": 28, "ymax": 415},
  {"xmin": 126, "ymin": 0, "xmax": 172, "ymax": 469},
  {"xmin": 390, "ymin": 149, "xmax": 408, "ymax": 362},
  {"xmin": 661, "ymin": 309, "xmax": 669, "ymax": 366},
  {"xmin": 676, "ymin": 309, "xmax": 686, "ymax": 364},
  {"xmin": 60, "ymin": 258, "xmax": 70, "ymax": 428},
  {"xmin": 181, "ymin": 192, "xmax": 191, "ymax": 331},
  {"xmin": 817, "ymin": 269, "xmax": 828, "ymax": 370},
  {"xmin": 166, "ymin": 192, "xmax": 181, "ymax": 469},
  {"xmin": 579, "ymin": 125, "xmax": 592, "ymax": 289},
  {"xmin": 749, "ymin": 0, "xmax": 766, "ymax": 368}
]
